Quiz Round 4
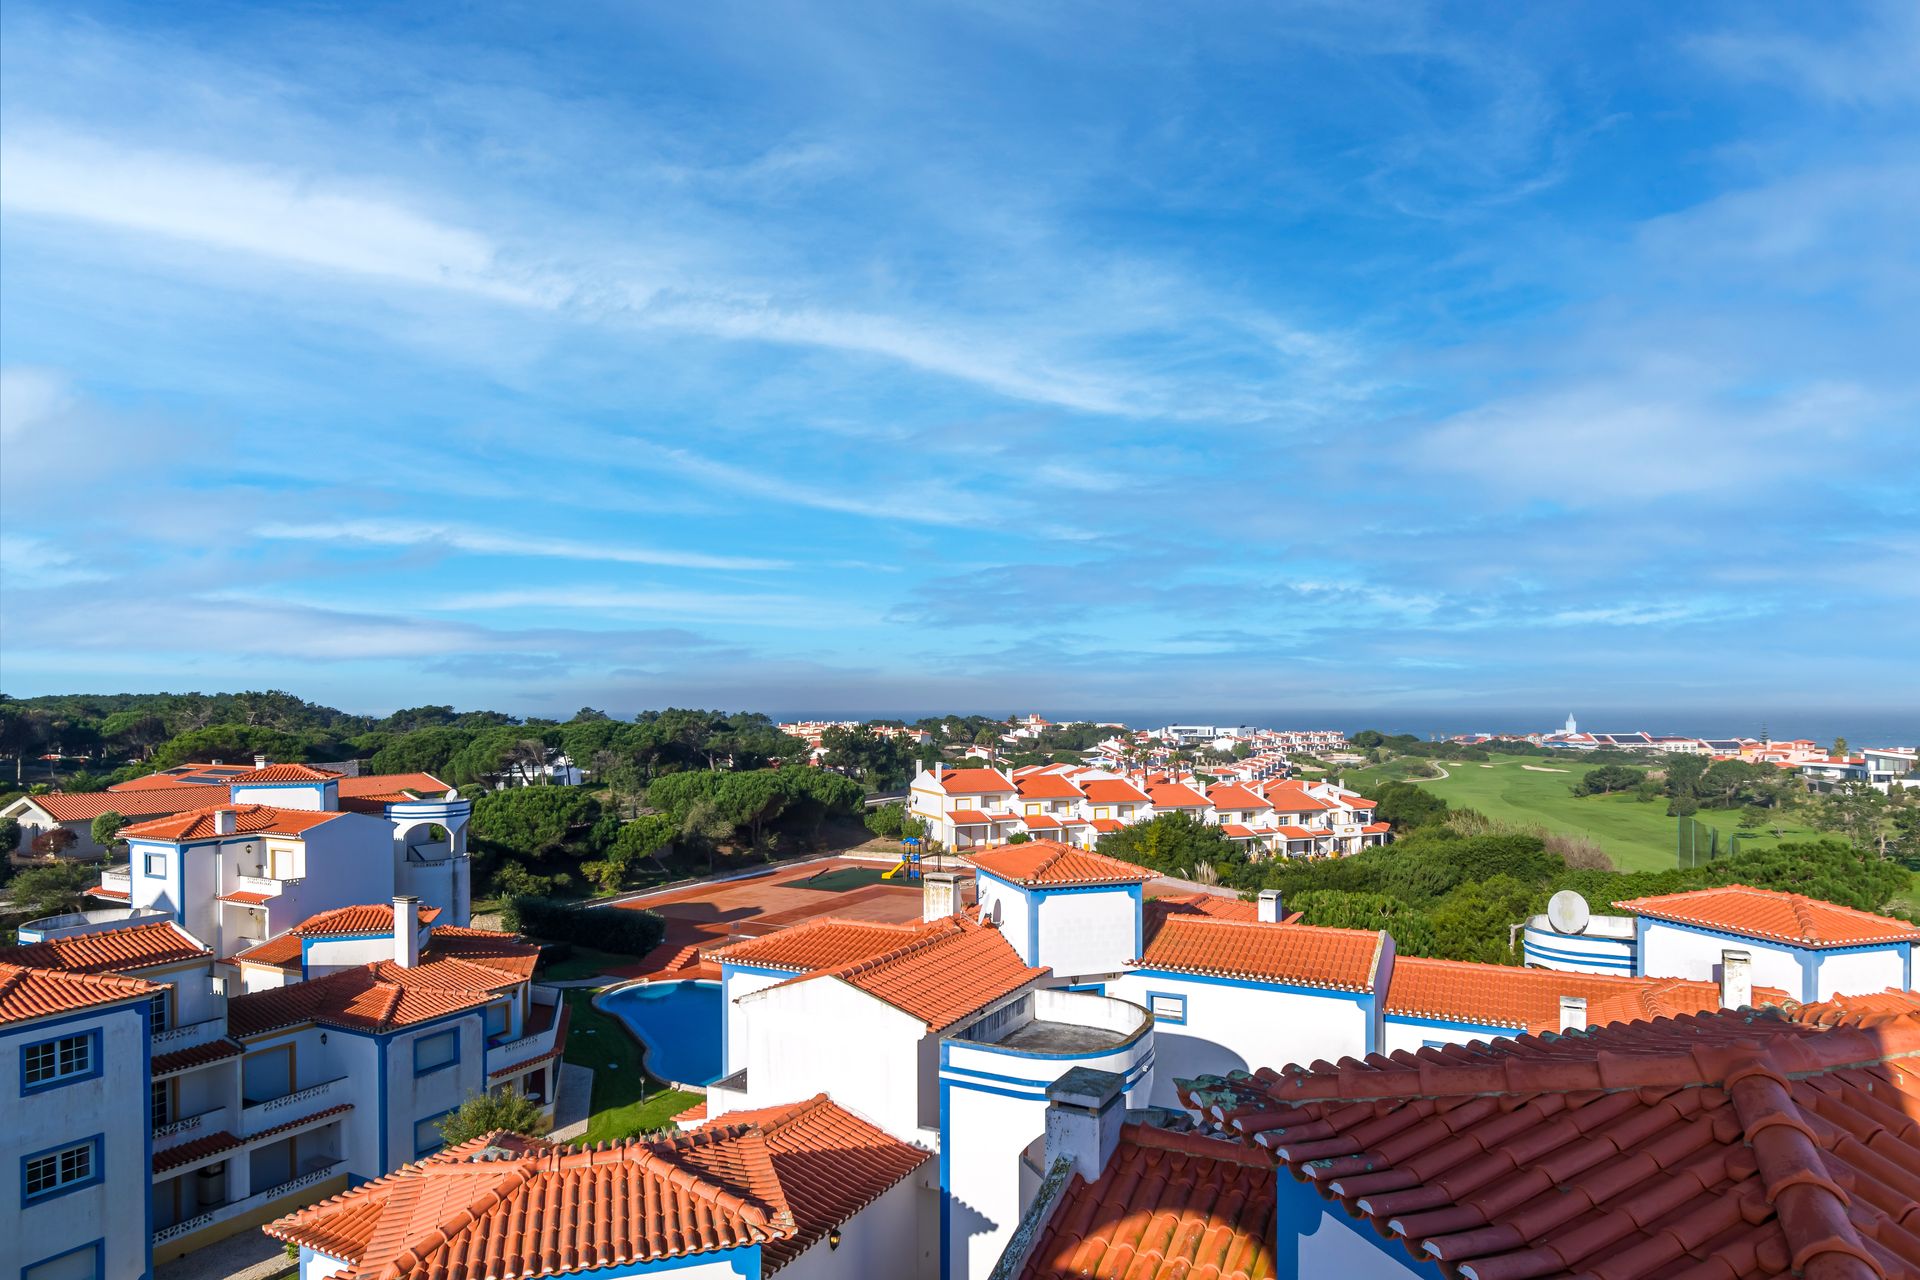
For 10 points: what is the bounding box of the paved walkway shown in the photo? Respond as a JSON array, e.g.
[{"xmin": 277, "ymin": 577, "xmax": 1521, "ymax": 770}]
[
  {"xmin": 551, "ymin": 1063, "xmax": 594, "ymax": 1140},
  {"xmin": 155, "ymin": 1230, "xmax": 292, "ymax": 1280}
]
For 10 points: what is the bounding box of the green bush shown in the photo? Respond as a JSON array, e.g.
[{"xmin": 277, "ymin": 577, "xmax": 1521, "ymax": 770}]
[{"xmin": 505, "ymin": 895, "xmax": 666, "ymax": 957}]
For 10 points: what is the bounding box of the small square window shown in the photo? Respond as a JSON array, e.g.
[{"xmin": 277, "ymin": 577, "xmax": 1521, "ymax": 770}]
[
  {"xmin": 144, "ymin": 853, "xmax": 168, "ymax": 877},
  {"xmin": 1147, "ymin": 993, "xmax": 1187, "ymax": 1024},
  {"xmin": 414, "ymin": 1112, "xmax": 450, "ymax": 1156},
  {"xmin": 23, "ymin": 1140, "xmax": 96, "ymax": 1200},
  {"xmin": 413, "ymin": 1029, "xmax": 459, "ymax": 1075},
  {"xmin": 22, "ymin": 1032, "xmax": 95, "ymax": 1089}
]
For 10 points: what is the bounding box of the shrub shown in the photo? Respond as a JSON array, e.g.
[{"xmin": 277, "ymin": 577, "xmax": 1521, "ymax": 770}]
[
  {"xmin": 0, "ymin": 816, "xmax": 19, "ymax": 853},
  {"xmin": 437, "ymin": 1089, "xmax": 548, "ymax": 1146},
  {"xmin": 864, "ymin": 802, "xmax": 905, "ymax": 838},
  {"xmin": 506, "ymin": 896, "xmax": 667, "ymax": 957}
]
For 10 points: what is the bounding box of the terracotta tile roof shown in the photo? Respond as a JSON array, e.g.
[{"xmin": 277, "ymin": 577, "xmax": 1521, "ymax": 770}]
[
  {"xmin": 970, "ymin": 840, "xmax": 1154, "ymax": 888},
  {"xmin": 423, "ymin": 927, "xmax": 541, "ymax": 979},
  {"xmin": 1088, "ymin": 818, "xmax": 1125, "ymax": 834},
  {"xmin": 1219, "ymin": 823, "xmax": 1259, "ymax": 838},
  {"xmin": 1274, "ymin": 825, "xmax": 1323, "ymax": 840},
  {"xmin": 228, "ymin": 955, "xmax": 521, "ymax": 1037},
  {"xmin": 219, "ymin": 890, "xmax": 275, "ymax": 905},
  {"xmin": 706, "ymin": 919, "xmax": 929, "ymax": 972},
  {"xmin": 1143, "ymin": 893, "xmax": 1259, "ymax": 946},
  {"xmin": 1259, "ymin": 781, "xmax": 1334, "ymax": 810},
  {"xmin": 1081, "ymin": 778, "xmax": 1151, "ymax": 805},
  {"xmin": 1384, "ymin": 956, "xmax": 1791, "ymax": 1032},
  {"xmin": 120, "ymin": 803, "xmax": 346, "ymax": 842},
  {"xmin": 1017, "ymin": 774, "xmax": 1087, "ymax": 800},
  {"xmin": 1022, "ymin": 1124, "xmax": 1277, "ymax": 1280},
  {"xmin": 1020, "ymin": 813, "xmax": 1064, "ymax": 830},
  {"xmin": 335, "ymin": 771, "xmax": 454, "ymax": 804},
  {"xmin": 111, "ymin": 771, "xmax": 237, "ymax": 792},
  {"xmin": 1148, "ymin": 781, "xmax": 1210, "ymax": 808},
  {"xmin": 1137, "ymin": 916, "xmax": 1385, "ymax": 992},
  {"xmin": 231, "ymin": 904, "xmax": 444, "ymax": 969},
  {"xmin": 87, "ymin": 885, "xmax": 129, "ymax": 900},
  {"xmin": 0, "ymin": 961, "xmax": 155, "ymax": 1025},
  {"xmin": 0, "ymin": 919, "xmax": 211, "ymax": 975},
  {"xmin": 153, "ymin": 1037, "xmax": 244, "ymax": 1076},
  {"xmin": 693, "ymin": 1094, "xmax": 933, "ymax": 1272},
  {"xmin": 155, "ymin": 1130, "xmax": 242, "ymax": 1173},
  {"xmin": 947, "ymin": 809, "xmax": 995, "ymax": 826},
  {"xmin": 1339, "ymin": 795, "xmax": 1377, "ymax": 808},
  {"xmin": 1793, "ymin": 987, "xmax": 1920, "ymax": 1025},
  {"xmin": 1614, "ymin": 883, "xmax": 1920, "ymax": 948},
  {"xmin": 16, "ymin": 787, "xmax": 214, "ymax": 822},
  {"xmin": 1363, "ymin": 820, "xmax": 1392, "ymax": 834},
  {"xmin": 1207, "ymin": 783, "xmax": 1272, "ymax": 811},
  {"xmin": 267, "ymin": 1101, "xmax": 925, "ymax": 1278},
  {"xmin": 1179, "ymin": 1006, "xmax": 1920, "ymax": 1280},
  {"xmin": 773, "ymin": 917, "xmax": 1046, "ymax": 1031},
  {"xmin": 938, "ymin": 767, "xmax": 1017, "ymax": 795},
  {"xmin": 228, "ymin": 763, "xmax": 343, "ymax": 784}
]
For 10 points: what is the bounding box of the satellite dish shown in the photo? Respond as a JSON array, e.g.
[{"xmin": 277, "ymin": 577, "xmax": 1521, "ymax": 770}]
[{"xmin": 1547, "ymin": 890, "xmax": 1590, "ymax": 935}]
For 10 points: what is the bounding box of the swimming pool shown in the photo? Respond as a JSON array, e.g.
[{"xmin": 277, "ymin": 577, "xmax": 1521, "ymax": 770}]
[{"xmin": 598, "ymin": 980, "xmax": 724, "ymax": 1085}]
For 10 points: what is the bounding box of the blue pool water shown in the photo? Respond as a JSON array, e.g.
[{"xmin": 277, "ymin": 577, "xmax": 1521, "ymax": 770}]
[{"xmin": 599, "ymin": 980, "xmax": 724, "ymax": 1085}]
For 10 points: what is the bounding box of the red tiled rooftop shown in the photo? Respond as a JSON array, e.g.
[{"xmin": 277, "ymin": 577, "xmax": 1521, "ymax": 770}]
[
  {"xmin": 1022, "ymin": 1124, "xmax": 1277, "ymax": 1280},
  {"xmin": 227, "ymin": 762, "xmax": 343, "ymax": 784},
  {"xmin": 1148, "ymin": 781, "xmax": 1210, "ymax": 808},
  {"xmin": 153, "ymin": 1037, "xmax": 244, "ymax": 1076},
  {"xmin": 772, "ymin": 916, "xmax": 1046, "ymax": 1031},
  {"xmin": 1017, "ymin": 774, "xmax": 1087, "ymax": 800},
  {"xmin": 228, "ymin": 954, "xmax": 522, "ymax": 1036},
  {"xmin": 155, "ymin": 1130, "xmax": 241, "ymax": 1173},
  {"xmin": 970, "ymin": 840, "xmax": 1154, "ymax": 888},
  {"xmin": 1088, "ymin": 818, "xmax": 1125, "ymax": 834},
  {"xmin": 1384, "ymin": 956, "xmax": 1791, "ymax": 1032},
  {"xmin": 1081, "ymin": 778, "xmax": 1151, "ymax": 805},
  {"xmin": 1, "ymin": 919, "xmax": 210, "ymax": 975},
  {"xmin": 120, "ymin": 803, "xmax": 346, "ymax": 842},
  {"xmin": 0, "ymin": 961, "xmax": 155, "ymax": 1025},
  {"xmin": 1614, "ymin": 883, "xmax": 1920, "ymax": 948},
  {"xmin": 1219, "ymin": 823, "xmax": 1259, "ymax": 838},
  {"xmin": 232, "ymin": 903, "xmax": 447, "ymax": 969},
  {"xmin": 1143, "ymin": 893, "xmax": 1259, "ymax": 946},
  {"xmin": 1020, "ymin": 813, "xmax": 1064, "ymax": 830},
  {"xmin": 21, "ymin": 787, "xmax": 217, "ymax": 822},
  {"xmin": 937, "ymin": 767, "xmax": 1017, "ymax": 795},
  {"xmin": 947, "ymin": 809, "xmax": 996, "ymax": 826},
  {"xmin": 705, "ymin": 918, "xmax": 927, "ymax": 972},
  {"xmin": 1138, "ymin": 916, "xmax": 1385, "ymax": 992},
  {"xmin": 1180, "ymin": 1006, "xmax": 1920, "ymax": 1280}
]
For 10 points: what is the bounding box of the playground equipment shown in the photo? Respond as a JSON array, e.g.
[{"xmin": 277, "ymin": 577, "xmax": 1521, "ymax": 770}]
[{"xmin": 882, "ymin": 837, "xmax": 924, "ymax": 881}]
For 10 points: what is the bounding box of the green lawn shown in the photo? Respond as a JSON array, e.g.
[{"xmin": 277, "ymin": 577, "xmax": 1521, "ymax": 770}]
[
  {"xmin": 561, "ymin": 990, "xmax": 701, "ymax": 1143},
  {"xmin": 1392, "ymin": 753, "xmax": 1824, "ymax": 873},
  {"xmin": 536, "ymin": 947, "xmax": 633, "ymax": 983}
]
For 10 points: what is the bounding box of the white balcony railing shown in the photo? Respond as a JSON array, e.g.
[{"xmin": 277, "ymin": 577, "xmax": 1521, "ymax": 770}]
[
  {"xmin": 154, "ymin": 1105, "xmax": 231, "ymax": 1152},
  {"xmin": 241, "ymin": 1075, "xmax": 349, "ymax": 1136},
  {"xmin": 100, "ymin": 866, "xmax": 131, "ymax": 893},
  {"xmin": 486, "ymin": 1008, "xmax": 561, "ymax": 1077},
  {"xmin": 152, "ymin": 1158, "xmax": 347, "ymax": 1245},
  {"xmin": 153, "ymin": 1015, "xmax": 228, "ymax": 1055},
  {"xmin": 230, "ymin": 874, "xmax": 283, "ymax": 897}
]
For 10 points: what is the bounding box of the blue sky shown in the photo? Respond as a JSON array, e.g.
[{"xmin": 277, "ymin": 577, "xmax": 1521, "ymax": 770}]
[{"xmin": 1, "ymin": 2, "xmax": 1915, "ymax": 722}]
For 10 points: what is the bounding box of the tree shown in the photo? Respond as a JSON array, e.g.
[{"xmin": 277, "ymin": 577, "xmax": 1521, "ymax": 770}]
[
  {"xmin": 436, "ymin": 1090, "xmax": 548, "ymax": 1146},
  {"xmin": 0, "ymin": 706, "xmax": 50, "ymax": 782},
  {"xmin": 90, "ymin": 812, "xmax": 126, "ymax": 851},
  {"xmin": 583, "ymin": 814, "xmax": 676, "ymax": 893},
  {"xmin": 30, "ymin": 828, "xmax": 78, "ymax": 858},
  {"xmin": 1097, "ymin": 812, "xmax": 1238, "ymax": 879},
  {"xmin": 1832, "ymin": 737, "xmax": 1849, "ymax": 759},
  {"xmin": 1574, "ymin": 765, "xmax": 1645, "ymax": 796},
  {"xmin": 0, "ymin": 816, "xmax": 19, "ymax": 854},
  {"xmin": 1371, "ymin": 781, "xmax": 1449, "ymax": 829},
  {"xmin": 5, "ymin": 861, "xmax": 96, "ymax": 918},
  {"xmin": 821, "ymin": 726, "xmax": 912, "ymax": 792}
]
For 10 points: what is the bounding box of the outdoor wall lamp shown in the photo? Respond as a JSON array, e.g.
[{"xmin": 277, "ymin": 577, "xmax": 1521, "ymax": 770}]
[{"xmin": 828, "ymin": 1229, "xmax": 841, "ymax": 1250}]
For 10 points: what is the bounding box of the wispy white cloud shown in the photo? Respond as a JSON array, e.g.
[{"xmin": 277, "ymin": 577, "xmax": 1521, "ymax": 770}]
[
  {"xmin": 0, "ymin": 366, "xmax": 72, "ymax": 438},
  {"xmin": 255, "ymin": 519, "xmax": 786, "ymax": 572}
]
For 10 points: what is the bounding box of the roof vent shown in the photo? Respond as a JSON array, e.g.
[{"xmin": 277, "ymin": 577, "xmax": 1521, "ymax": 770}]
[
  {"xmin": 1258, "ymin": 890, "xmax": 1283, "ymax": 924},
  {"xmin": 1720, "ymin": 950, "xmax": 1752, "ymax": 1009},
  {"xmin": 1558, "ymin": 995, "xmax": 1588, "ymax": 1033},
  {"xmin": 213, "ymin": 809, "xmax": 237, "ymax": 837}
]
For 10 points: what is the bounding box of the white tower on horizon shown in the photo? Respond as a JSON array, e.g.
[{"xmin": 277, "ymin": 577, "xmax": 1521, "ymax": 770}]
[{"xmin": 1565, "ymin": 712, "xmax": 1577, "ymax": 734}]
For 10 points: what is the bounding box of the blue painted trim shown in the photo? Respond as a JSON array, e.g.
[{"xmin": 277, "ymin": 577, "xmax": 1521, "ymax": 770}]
[
  {"xmin": 1128, "ymin": 966, "xmax": 1374, "ymax": 1003},
  {"xmin": 1797, "ymin": 948, "xmax": 1819, "ymax": 1003},
  {"xmin": 412, "ymin": 1028, "xmax": 461, "ymax": 1077},
  {"xmin": 139, "ymin": 997, "xmax": 153, "ymax": 1280},
  {"xmin": 377, "ymin": 1036, "xmax": 390, "ymax": 1173},
  {"xmin": 938, "ymin": 1075, "xmax": 952, "ymax": 1280},
  {"xmin": 20, "ymin": 1133, "xmax": 105, "ymax": 1206},
  {"xmin": 1642, "ymin": 916, "xmax": 1909, "ymax": 956},
  {"xmin": 1384, "ymin": 1012, "xmax": 1515, "ymax": 1037},
  {"xmin": 721, "ymin": 962, "xmax": 798, "ymax": 979},
  {"xmin": 1143, "ymin": 989, "xmax": 1188, "ymax": 1025},
  {"xmin": 143, "ymin": 852, "xmax": 168, "ymax": 878},
  {"xmin": 19, "ymin": 1238, "xmax": 103, "ymax": 1280},
  {"xmin": 1062, "ymin": 982, "xmax": 1106, "ymax": 996},
  {"xmin": 1523, "ymin": 938, "xmax": 1635, "ymax": 969},
  {"xmin": 413, "ymin": 1106, "xmax": 458, "ymax": 1156},
  {"xmin": 940, "ymin": 1053, "xmax": 1154, "ymax": 1095},
  {"xmin": 19, "ymin": 1027, "xmax": 103, "ymax": 1094}
]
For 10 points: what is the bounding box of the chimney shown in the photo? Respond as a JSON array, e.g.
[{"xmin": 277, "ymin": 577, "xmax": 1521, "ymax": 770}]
[
  {"xmin": 934, "ymin": 761, "xmax": 944, "ymax": 781},
  {"xmin": 1043, "ymin": 1066, "xmax": 1125, "ymax": 1183},
  {"xmin": 1258, "ymin": 889, "xmax": 1283, "ymax": 923},
  {"xmin": 1720, "ymin": 950, "xmax": 1752, "ymax": 1009},
  {"xmin": 253, "ymin": 754, "xmax": 269, "ymax": 769},
  {"xmin": 1558, "ymin": 995, "xmax": 1588, "ymax": 1033},
  {"xmin": 394, "ymin": 895, "xmax": 420, "ymax": 968},
  {"xmin": 213, "ymin": 809, "xmax": 237, "ymax": 836},
  {"xmin": 923, "ymin": 871, "xmax": 961, "ymax": 922}
]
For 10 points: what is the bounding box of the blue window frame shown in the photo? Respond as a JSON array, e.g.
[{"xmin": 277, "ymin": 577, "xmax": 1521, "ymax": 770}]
[
  {"xmin": 20, "ymin": 1030, "xmax": 101, "ymax": 1094},
  {"xmin": 412, "ymin": 1029, "xmax": 459, "ymax": 1076},
  {"xmin": 1145, "ymin": 991, "xmax": 1187, "ymax": 1025},
  {"xmin": 143, "ymin": 852, "xmax": 167, "ymax": 877},
  {"xmin": 20, "ymin": 1136, "xmax": 103, "ymax": 1205},
  {"xmin": 414, "ymin": 1109, "xmax": 455, "ymax": 1156},
  {"xmin": 21, "ymin": 1238, "xmax": 103, "ymax": 1280}
]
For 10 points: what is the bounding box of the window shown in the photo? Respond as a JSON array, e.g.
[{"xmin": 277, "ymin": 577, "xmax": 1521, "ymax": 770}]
[
  {"xmin": 147, "ymin": 987, "xmax": 171, "ymax": 1033},
  {"xmin": 413, "ymin": 1029, "xmax": 459, "ymax": 1075},
  {"xmin": 485, "ymin": 1002, "xmax": 510, "ymax": 1038},
  {"xmin": 144, "ymin": 852, "xmax": 168, "ymax": 877},
  {"xmin": 22, "ymin": 1032, "xmax": 97, "ymax": 1092},
  {"xmin": 1146, "ymin": 992, "xmax": 1187, "ymax": 1025},
  {"xmin": 414, "ymin": 1111, "xmax": 452, "ymax": 1156},
  {"xmin": 22, "ymin": 1138, "xmax": 99, "ymax": 1202},
  {"xmin": 269, "ymin": 844, "xmax": 299, "ymax": 879},
  {"xmin": 151, "ymin": 1080, "xmax": 171, "ymax": 1129},
  {"xmin": 22, "ymin": 1241, "xmax": 102, "ymax": 1280}
]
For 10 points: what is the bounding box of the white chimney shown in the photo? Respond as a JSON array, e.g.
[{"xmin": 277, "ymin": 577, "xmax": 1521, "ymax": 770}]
[
  {"xmin": 1043, "ymin": 1066, "xmax": 1125, "ymax": 1183},
  {"xmin": 253, "ymin": 754, "xmax": 269, "ymax": 769},
  {"xmin": 923, "ymin": 870, "xmax": 961, "ymax": 922},
  {"xmin": 1258, "ymin": 889, "xmax": 1283, "ymax": 923},
  {"xmin": 213, "ymin": 809, "xmax": 237, "ymax": 837},
  {"xmin": 394, "ymin": 895, "xmax": 420, "ymax": 968},
  {"xmin": 1720, "ymin": 950, "xmax": 1752, "ymax": 1009},
  {"xmin": 934, "ymin": 761, "xmax": 944, "ymax": 780},
  {"xmin": 1558, "ymin": 995, "xmax": 1588, "ymax": 1033}
]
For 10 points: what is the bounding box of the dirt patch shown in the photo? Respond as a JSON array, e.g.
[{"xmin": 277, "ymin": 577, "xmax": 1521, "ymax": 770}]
[{"xmin": 1521, "ymin": 765, "xmax": 1568, "ymax": 773}]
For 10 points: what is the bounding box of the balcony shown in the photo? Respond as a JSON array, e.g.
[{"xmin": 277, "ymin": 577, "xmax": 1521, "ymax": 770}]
[
  {"xmin": 153, "ymin": 1105, "xmax": 231, "ymax": 1153},
  {"xmin": 152, "ymin": 1157, "xmax": 347, "ymax": 1246},
  {"xmin": 486, "ymin": 993, "xmax": 566, "ymax": 1078},
  {"xmin": 15, "ymin": 905, "xmax": 170, "ymax": 941},
  {"xmin": 227, "ymin": 873, "xmax": 285, "ymax": 898},
  {"xmin": 153, "ymin": 1015, "xmax": 229, "ymax": 1055},
  {"xmin": 100, "ymin": 865, "xmax": 131, "ymax": 894},
  {"xmin": 241, "ymin": 1075, "xmax": 349, "ymax": 1136}
]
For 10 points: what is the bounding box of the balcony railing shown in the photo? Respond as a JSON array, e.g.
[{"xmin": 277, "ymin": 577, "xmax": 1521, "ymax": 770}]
[
  {"xmin": 230, "ymin": 873, "xmax": 285, "ymax": 896},
  {"xmin": 154, "ymin": 1105, "xmax": 231, "ymax": 1151},
  {"xmin": 152, "ymin": 1158, "xmax": 347, "ymax": 1245},
  {"xmin": 486, "ymin": 1000, "xmax": 564, "ymax": 1078},
  {"xmin": 100, "ymin": 866, "xmax": 131, "ymax": 892},
  {"xmin": 153, "ymin": 1015, "xmax": 228, "ymax": 1054},
  {"xmin": 241, "ymin": 1075, "xmax": 349, "ymax": 1136}
]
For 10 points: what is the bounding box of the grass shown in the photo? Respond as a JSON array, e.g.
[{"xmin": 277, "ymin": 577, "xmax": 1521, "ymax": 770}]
[
  {"xmin": 535, "ymin": 946, "xmax": 633, "ymax": 983},
  {"xmin": 1387, "ymin": 753, "xmax": 1825, "ymax": 873},
  {"xmin": 561, "ymin": 989, "xmax": 701, "ymax": 1143}
]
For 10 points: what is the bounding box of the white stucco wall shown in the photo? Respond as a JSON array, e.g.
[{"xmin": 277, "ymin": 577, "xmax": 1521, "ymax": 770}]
[
  {"xmin": 1107, "ymin": 971, "xmax": 1371, "ymax": 1109},
  {"xmin": 1813, "ymin": 946, "xmax": 1909, "ymax": 1000},
  {"xmin": 0, "ymin": 1000, "xmax": 151, "ymax": 1280},
  {"xmin": 721, "ymin": 966, "xmax": 792, "ymax": 1075},
  {"xmin": 1381, "ymin": 1016, "xmax": 1511, "ymax": 1057},
  {"xmin": 1636, "ymin": 922, "xmax": 1806, "ymax": 997},
  {"xmin": 974, "ymin": 875, "xmax": 1034, "ymax": 965},
  {"xmin": 738, "ymin": 979, "xmax": 928, "ymax": 1139},
  {"xmin": 776, "ymin": 1171, "xmax": 931, "ymax": 1280},
  {"xmin": 1032, "ymin": 886, "xmax": 1139, "ymax": 980},
  {"xmin": 383, "ymin": 1015, "xmax": 487, "ymax": 1166}
]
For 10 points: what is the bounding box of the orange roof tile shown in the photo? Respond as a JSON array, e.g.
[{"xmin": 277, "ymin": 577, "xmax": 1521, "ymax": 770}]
[
  {"xmin": 970, "ymin": 840, "xmax": 1154, "ymax": 888},
  {"xmin": 1385, "ymin": 956, "xmax": 1790, "ymax": 1032},
  {"xmin": 1, "ymin": 919, "xmax": 211, "ymax": 975},
  {"xmin": 1017, "ymin": 774, "xmax": 1087, "ymax": 800},
  {"xmin": 1362, "ymin": 820, "xmax": 1391, "ymax": 834},
  {"xmin": 947, "ymin": 810, "xmax": 995, "ymax": 826},
  {"xmin": 228, "ymin": 955, "xmax": 522, "ymax": 1036},
  {"xmin": 1207, "ymin": 783, "xmax": 1272, "ymax": 811},
  {"xmin": 1087, "ymin": 818, "xmax": 1124, "ymax": 834},
  {"xmin": 227, "ymin": 763, "xmax": 343, "ymax": 784},
  {"xmin": 121, "ymin": 803, "xmax": 346, "ymax": 842},
  {"xmin": 938, "ymin": 767, "xmax": 1017, "ymax": 795},
  {"xmin": 1339, "ymin": 795, "xmax": 1377, "ymax": 808},
  {"xmin": 1148, "ymin": 781, "xmax": 1209, "ymax": 808},
  {"xmin": 1020, "ymin": 814, "xmax": 1063, "ymax": 830},
  {"xmin": 17, "ymin": 787, "xmax": 216, "ymax": 823},
  {"xmin": 152, "ymin": 1037, "xmax": 243, "ymax": 1076},
  {"xmin": 228, "ymin": 914, "xmax": 510, "ymax": 972},
  {"xmin": 1138, "ymin": 916, "xmax": 1384, "ymax": 992},
  {"xmin": 1180, "ymin": 1006, "xmax": 1920, "ymax": 1280},
  {"xmin": 1081, "ymin": 778, "xmax": 1150, "ymax": 805},
  {"xmin": 1219, "ymin": 823, "xmax": 1259, "ymax": 838},
  {"xmin": 1143, "ymin": 893, "xmax": 1258, "ymax": 945},
  {"xmin": 1615, "ymin": 883, "xmax": 1920, "ymax": 948},
  {"xmin": 1274, "ymin": 825, "xmax": 1323, "ymax": 840},
  {"xmin": 0, "ymin": 961, "xmax": 155, "ymax": 1025},
  {"xmin": 773, "ymin": 917, "xmax": 1046, "ymax": 1031},
  {"xmin": 1022, "ymin": 1124, "xmax": 1276, "ymax": 1280},
  {"xmin": 705, "ymin": 919, "xmax": 929, "ymax": 972},
  {"xmin": 423, "ymin": 926, "xmax": 541, "ymax": 980},
  {"xmin": 267, "ymin": 1100, "xmax": 927, "ymax": 1278}
]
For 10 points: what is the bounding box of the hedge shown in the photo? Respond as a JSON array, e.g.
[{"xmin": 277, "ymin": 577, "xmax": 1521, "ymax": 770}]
[{"xmin": 505, "ymin": 895, "xmax": 666, "ymax": 957}]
